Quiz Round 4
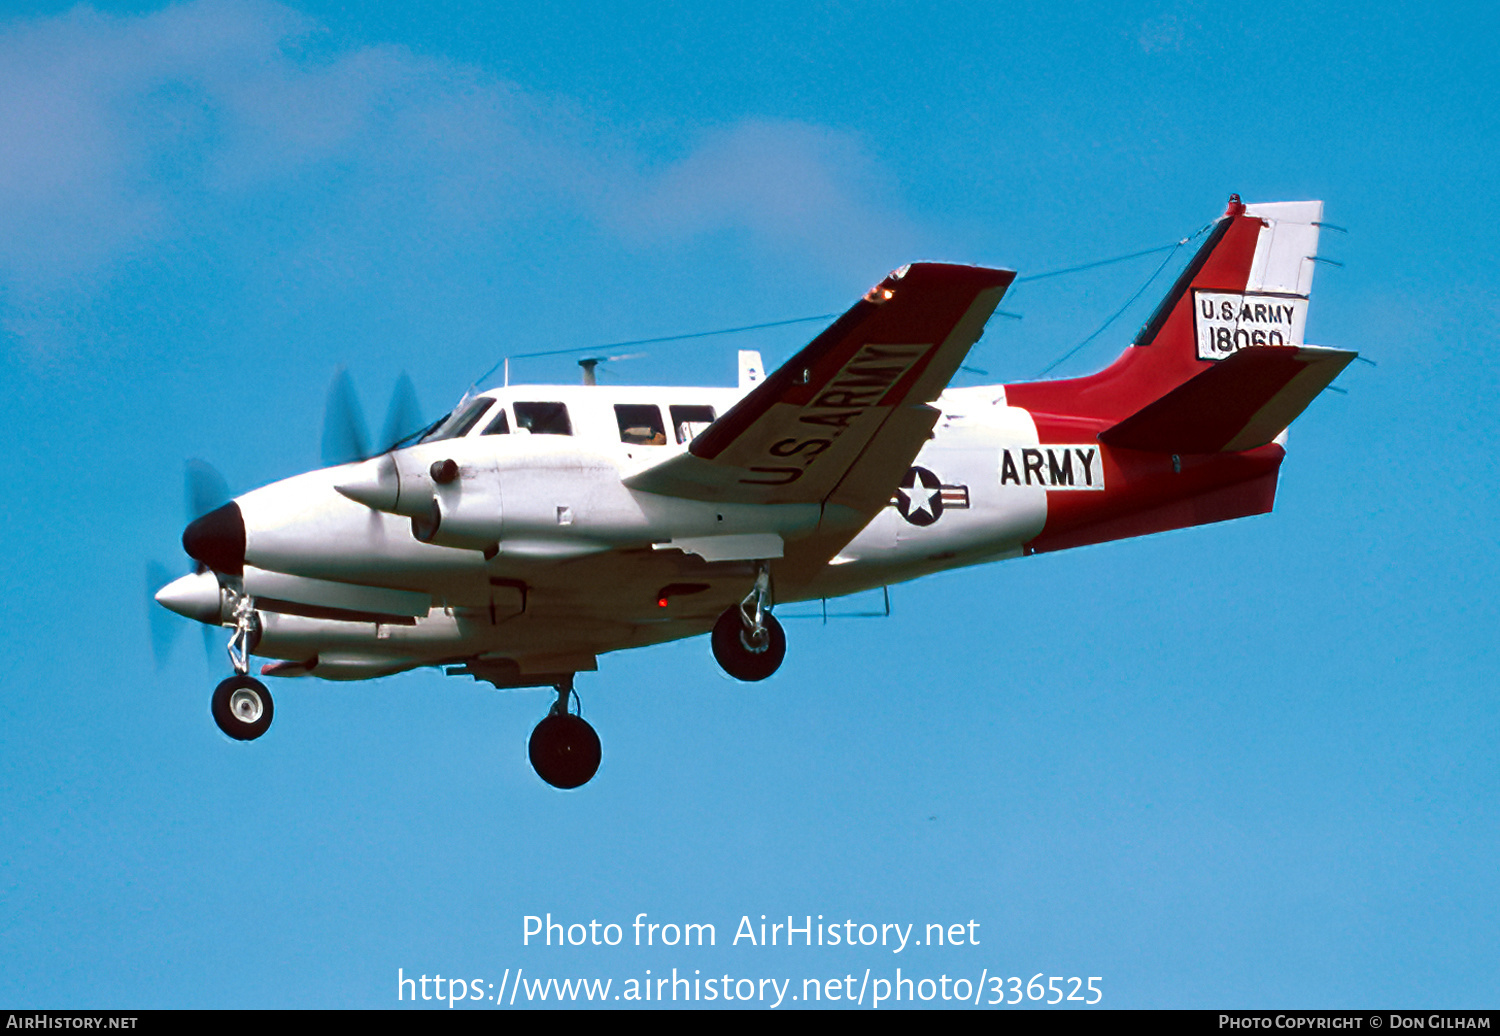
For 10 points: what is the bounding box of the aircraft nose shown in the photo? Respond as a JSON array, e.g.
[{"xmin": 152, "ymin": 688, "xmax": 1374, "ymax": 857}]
[{"xmin": 183, "ymin": 501, "xmax": 245, "ymax": 576}]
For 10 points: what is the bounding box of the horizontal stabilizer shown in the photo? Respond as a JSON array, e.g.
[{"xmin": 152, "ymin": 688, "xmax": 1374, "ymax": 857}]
[{"xmin": 1098, "ymin": 345, "xmax": 1357, "ymax": 454}]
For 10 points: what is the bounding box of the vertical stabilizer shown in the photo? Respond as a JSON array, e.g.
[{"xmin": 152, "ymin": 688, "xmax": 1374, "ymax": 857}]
[{"xmin": 1007, "ymin": 197, "xmax": 1327, "ymax": 424}]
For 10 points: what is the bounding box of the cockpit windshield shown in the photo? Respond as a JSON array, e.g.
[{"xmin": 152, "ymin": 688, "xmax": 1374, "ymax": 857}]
[{"xmin": 419, "ymin": 398, "xmax": 493, "ymax": 443}]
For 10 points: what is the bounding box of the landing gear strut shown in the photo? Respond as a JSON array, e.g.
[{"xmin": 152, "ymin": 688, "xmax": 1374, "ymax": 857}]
[
  {"xmin": 211, "ymin": 591, "xmax": 273, "ymax": 741},
  {"xmin": 528, "ymin": 677, "xmax": 601, "ymax": 789},
  {"xmin": 712, "ymin": 562, "xmax": 785, "ymax": 681}
]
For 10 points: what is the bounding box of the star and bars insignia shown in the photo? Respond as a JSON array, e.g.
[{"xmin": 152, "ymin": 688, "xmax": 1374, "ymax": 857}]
[{"xmin": 891, "ymin": 466, "xmax": 969, "ymax": 526}]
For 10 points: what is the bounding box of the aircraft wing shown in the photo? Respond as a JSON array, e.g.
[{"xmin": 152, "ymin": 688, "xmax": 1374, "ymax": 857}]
[{"xmin": 625, "ymin": 262, "xmax": 1014, "ymax": 512}]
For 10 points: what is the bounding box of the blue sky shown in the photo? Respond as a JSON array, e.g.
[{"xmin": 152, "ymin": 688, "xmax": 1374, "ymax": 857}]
[{"xmin": 1, "ymin": 0, "xmax": 1496, "ymax": 1009}]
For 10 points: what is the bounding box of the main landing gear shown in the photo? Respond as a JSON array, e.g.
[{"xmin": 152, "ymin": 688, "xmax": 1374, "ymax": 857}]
[
  {"xmin": 211, "ymin": 592, "xmax": 273, "ymax": 741},
  {"xmin": 528, "ymin": 677, "xmax": 601, "ymax": 789},
  {"xmin": 711, "ymin": 562, "xmax": 785, "ymax": 682}
]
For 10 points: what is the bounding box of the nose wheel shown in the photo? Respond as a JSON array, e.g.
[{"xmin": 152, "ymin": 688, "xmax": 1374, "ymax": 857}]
[
  {"xmin": 528, "ymin": 679, "xmax": 601, "ymax": 789},
  {"xmin": 212, "ymin": 674, "xmax": 274, "ymax": 740},
  {"xmin": 209, "ymin": 589, "xmax": 272, "ymax": 740}
]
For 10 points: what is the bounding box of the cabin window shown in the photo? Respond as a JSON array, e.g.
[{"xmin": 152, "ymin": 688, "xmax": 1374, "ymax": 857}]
[
  {"xmin": 421, "ymin": 398, "xmax": 492, "ymax": 442},
  {"xmin": 615, "ymin": 404, "xmax": 666, "ymax": 445},
  {"xmin": 670, "ymin": 404, "xmax": 717, "ymax": 444},
  {"xmin": 514, "ymin": 401, "xmax": 572, "ymax": 436},
  {"xmin": 481, "ymin": 408, "xmax": 510, "ymax": 435}
]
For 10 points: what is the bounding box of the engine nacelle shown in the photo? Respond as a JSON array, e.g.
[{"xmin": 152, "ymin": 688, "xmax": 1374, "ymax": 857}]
[{"xmin": 337, "ymin": 442, "xmax": 503, "ymax": 553}]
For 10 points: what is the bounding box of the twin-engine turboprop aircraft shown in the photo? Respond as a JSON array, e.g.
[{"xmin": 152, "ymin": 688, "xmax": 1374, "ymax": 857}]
[{"xmin": 155, "ymin": 196, "xmax": 1355, "ymax": 788}]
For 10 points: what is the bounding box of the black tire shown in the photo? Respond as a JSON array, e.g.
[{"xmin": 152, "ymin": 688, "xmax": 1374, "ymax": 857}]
[
  {"xmin": 711, "ymin": 607, "xmax": 786, "ymax": 681},
  {"xmin": 528, "ymin": 713, "xmax": 602, "ymax": 789},
  {"xmin": 211, "ymin": 675, "xmax": 274, "ymax": 741}
]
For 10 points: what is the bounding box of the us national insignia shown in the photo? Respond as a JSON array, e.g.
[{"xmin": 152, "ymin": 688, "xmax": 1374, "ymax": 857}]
[{"xmin": 892, "ymin": 466, "xmax": 969, "ymax": 526}]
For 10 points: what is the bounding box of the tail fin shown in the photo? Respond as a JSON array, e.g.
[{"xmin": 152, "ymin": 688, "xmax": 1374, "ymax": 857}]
[{"xmin": 1007, "ymin": 197, "xmax": 1333, "ymax": 424}]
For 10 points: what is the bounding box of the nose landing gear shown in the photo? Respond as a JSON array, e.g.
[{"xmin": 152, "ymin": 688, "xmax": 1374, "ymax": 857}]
[
  {"xmin": 528, "ymin": 678, "xmax": 601, "ymax": 789},
  {"xmin": 711, "ymin": 562, "xmax": 785, "ymax": 681},
  {"xmin": 210, "ymin": 591, "xmax": 273, "ymax": 741}
]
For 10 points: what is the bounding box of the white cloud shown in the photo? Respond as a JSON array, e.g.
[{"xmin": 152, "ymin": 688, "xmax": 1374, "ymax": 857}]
[
  {"xmin": 608, "ymin": 119, "xmax": 912, "ymax": 268},
  {"xmin": 0, "ymin": 0, "xmax": 913, "ymax": 335}
]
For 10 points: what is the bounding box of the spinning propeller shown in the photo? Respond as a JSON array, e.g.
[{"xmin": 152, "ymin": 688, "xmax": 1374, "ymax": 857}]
[
  {"xmin": 321, "ymin": 369, "xmax": 424, "ymax": 467},
  {"xmin": 147, "ymin": 459, "xmax": 234, "ymax": 668},
  {"xmin": 150, "ymin": 368, "xmax": 427, "ymax": 668}
]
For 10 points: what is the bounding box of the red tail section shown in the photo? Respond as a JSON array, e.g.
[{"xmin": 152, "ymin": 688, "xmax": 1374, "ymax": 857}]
[
  {"xmin": 1007, "ymin": 196, "xmax": 1277, "ymax": 424},
  {"xmin": 1007, "ymin": 197, "xmax": 1349, "ymax": 554}
]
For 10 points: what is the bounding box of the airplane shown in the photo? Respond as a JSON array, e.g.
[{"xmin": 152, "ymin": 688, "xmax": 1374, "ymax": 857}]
[{"xmin": 154, "ymin": 195, "xmax": 1355, "ymax": 789}]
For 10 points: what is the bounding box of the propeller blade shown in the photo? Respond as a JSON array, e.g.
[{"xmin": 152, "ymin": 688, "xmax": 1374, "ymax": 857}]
[
  {"xmin": 146, "ymin": 561, "xmax": 179, "ymax": 668},
  {"xmin": 378, "ymin": 372, "xmax": 423, "ymax": 453},
  {"xmin": 202, "ymin": 623, "xmax": 220, "ymax": 669},
  {"xmin": 322, "ymin": 367, "xmax": 370, "ymax": 467},
  {"xmin": 185, "ymin": 460, "xmax": 230, "ymax": 522},
  {"xmin": 184, "ymin": 460, "xmax": 232, "ymax": 574}
]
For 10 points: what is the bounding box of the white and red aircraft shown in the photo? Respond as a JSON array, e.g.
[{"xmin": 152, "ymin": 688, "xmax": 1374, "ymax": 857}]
[{"xmin": 155, "ymin": 196, "xmax": 1353, "ymax": 788}]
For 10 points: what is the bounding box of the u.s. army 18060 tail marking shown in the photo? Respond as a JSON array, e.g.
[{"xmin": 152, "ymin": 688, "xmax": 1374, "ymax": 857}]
[{"xmin": 1194, "ymin": 290, "xmax": 1308, "ymax": 361}]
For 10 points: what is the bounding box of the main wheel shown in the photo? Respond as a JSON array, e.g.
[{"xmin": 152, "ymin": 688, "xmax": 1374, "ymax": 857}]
[
  {"xmin": 529, "ymin": 713, "xmax": 601, "ymax": 789},
  {"xmin": 211, "ymin": 675, "xmax": 274, "ymax": 741},
  {"xmin": 711, "ymin": 607, "xmax": 786, "ymax": 681}
]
